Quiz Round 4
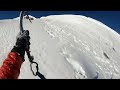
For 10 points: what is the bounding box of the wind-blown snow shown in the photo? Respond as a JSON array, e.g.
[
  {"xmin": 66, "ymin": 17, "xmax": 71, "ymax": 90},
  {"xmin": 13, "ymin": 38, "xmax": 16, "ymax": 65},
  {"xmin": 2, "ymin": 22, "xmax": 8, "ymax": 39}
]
[{"xmin": 0, "ymin": 14, "xmax": 120, "ymax": 79}]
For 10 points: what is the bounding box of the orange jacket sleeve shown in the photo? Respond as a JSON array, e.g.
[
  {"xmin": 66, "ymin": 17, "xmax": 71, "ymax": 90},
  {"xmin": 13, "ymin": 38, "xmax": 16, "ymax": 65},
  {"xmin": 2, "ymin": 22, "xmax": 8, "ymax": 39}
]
[{"xmin": 0, "ymin": 52, "xmax": 24, "ymax": 79}]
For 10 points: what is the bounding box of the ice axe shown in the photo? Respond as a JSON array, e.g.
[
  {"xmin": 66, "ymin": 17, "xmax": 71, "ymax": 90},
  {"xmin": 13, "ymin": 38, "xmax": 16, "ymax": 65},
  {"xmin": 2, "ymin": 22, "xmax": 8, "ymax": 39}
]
[
  {"xmin": 19, "ymin": 11, "xmax": 46, "ymax": 79},
  {"xmin": 19, "ymin": 11, "xmax": 34, "ymax": 64}
]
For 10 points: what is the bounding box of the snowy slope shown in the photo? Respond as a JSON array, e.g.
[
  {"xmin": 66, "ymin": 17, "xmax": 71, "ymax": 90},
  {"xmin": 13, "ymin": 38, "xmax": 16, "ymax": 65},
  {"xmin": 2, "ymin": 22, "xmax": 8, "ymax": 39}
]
[{"xmin": 0, "ymin": 15, "xmax": 120, "ymax": 79}]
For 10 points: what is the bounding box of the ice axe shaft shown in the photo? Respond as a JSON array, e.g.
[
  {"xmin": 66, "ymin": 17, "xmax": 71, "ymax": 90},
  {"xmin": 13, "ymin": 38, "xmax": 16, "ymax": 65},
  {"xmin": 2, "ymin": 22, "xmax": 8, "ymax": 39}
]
[
  {"xmin": 19, "ymin": 11, "xmax": 34, "ymax": 61},
  {"xmin": 19, "ymin": 11, "xmax": 32, "ymax": 33}
]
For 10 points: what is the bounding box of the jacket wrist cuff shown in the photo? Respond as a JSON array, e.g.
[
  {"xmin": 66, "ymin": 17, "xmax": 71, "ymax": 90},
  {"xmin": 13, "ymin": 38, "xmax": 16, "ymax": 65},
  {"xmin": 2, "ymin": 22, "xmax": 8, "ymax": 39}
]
[{"xmin": 11, "ymin": 46, "xmax": 25, "ymax": 60}]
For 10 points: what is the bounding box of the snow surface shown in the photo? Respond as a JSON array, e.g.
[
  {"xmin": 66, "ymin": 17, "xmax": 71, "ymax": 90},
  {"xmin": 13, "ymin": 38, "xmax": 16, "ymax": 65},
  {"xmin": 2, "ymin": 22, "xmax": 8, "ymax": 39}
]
[{"xmin": 0, "ymin": 14, "xmax": 120, "ymax": 79}]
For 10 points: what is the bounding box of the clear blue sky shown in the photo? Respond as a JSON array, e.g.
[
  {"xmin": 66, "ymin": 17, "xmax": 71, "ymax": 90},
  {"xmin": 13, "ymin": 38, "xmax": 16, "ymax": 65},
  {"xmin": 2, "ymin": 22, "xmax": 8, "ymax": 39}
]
[{"xmin": 0, "ymin": 11, "xmax": 120, "ymax": 34}]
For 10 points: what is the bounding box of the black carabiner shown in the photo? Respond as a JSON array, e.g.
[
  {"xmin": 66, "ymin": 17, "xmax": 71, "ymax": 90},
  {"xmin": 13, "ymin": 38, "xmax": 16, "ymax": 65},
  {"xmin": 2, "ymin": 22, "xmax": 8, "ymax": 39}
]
[
  {"xmin": 30, "ymin": 61, "xmax": 39, "ymax": 76},
  {"xmin": 30, "ymin": 61, "xmax": 46, "ymax": 79}
]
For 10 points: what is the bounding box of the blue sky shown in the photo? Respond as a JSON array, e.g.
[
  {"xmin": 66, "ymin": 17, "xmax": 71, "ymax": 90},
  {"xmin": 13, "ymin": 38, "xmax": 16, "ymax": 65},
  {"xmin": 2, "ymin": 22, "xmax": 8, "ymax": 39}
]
[{"xmin": 0, "ymin": 11, "xmax": 120, "ymax": 34}]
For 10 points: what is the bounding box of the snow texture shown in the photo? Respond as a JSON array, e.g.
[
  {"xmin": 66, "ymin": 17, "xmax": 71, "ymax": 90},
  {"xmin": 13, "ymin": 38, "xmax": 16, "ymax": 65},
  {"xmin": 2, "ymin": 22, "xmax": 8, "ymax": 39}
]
[{"xmin": 0, "ymin": 14, "xmax": 120, "ymax": 79}]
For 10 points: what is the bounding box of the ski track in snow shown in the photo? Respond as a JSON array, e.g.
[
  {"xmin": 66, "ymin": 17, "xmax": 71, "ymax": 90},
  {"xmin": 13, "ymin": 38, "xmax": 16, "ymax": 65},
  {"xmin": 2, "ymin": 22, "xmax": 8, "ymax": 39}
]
[{"xmin": 0, "ymin": 15, "xmax": 120, "ymax": 79}]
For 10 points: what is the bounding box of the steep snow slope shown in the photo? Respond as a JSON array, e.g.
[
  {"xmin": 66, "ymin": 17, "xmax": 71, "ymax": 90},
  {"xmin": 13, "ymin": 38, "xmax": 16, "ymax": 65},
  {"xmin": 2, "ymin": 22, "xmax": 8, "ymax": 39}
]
[{"xmin": 0, "ymin": 15, "xmax": 120, "ymax": 79}]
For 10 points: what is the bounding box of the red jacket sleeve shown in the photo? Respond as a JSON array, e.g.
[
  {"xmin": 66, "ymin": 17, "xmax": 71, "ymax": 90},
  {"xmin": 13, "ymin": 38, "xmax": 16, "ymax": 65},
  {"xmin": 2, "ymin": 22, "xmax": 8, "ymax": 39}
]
[{"xmin": 0, "ymin": 52, "xmax": 24, "ymax": 79}]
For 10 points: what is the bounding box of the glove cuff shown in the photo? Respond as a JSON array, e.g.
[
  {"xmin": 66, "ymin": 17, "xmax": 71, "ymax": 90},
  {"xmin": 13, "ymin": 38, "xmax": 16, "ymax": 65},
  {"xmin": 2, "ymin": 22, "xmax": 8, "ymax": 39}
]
[{"xmin": 11, "ymin": 45, "xmax": 25, "ymax": 61}]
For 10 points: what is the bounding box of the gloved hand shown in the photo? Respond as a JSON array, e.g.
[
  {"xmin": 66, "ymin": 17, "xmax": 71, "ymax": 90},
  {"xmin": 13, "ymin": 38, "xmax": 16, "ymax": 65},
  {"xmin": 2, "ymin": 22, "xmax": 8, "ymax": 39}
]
[{"xmin": 11, "ymin": 30, "xmax": 30, "ymax": 60}]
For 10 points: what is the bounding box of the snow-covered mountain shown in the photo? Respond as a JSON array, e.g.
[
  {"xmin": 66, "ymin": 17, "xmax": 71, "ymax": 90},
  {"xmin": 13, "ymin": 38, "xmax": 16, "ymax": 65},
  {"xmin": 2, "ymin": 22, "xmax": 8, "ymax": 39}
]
[{"xmin": 0, "ymin": 14, "xmax": 120, "ymax": 79}]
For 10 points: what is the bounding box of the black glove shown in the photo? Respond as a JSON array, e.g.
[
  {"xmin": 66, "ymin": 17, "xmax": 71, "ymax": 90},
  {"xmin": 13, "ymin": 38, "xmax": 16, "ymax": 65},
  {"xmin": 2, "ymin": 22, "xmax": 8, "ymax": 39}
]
[{"xmin": 11, "ymin": 30, "xmax": 30, "ymax": 60}]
